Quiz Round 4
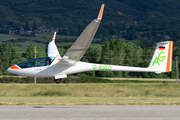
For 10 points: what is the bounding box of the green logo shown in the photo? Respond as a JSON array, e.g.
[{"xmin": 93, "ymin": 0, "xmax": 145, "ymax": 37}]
[
  {"xmin": 152, "ymin": 51, "xmax": 166, "ymax": 66},
  {"xmin": 93, "ymin": 64, "xmax": 112, "ymax": 70}
]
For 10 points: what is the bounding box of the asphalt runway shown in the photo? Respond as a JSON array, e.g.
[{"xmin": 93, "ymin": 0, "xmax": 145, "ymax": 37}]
[{"xmin": 0, "ymin": 105, "xmax": 180, "ymax": 120}]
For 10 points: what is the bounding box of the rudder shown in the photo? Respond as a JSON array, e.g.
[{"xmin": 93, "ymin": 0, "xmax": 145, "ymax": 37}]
[{"xmin": 148, "ymin": 41, "xmax": 173, "ymax": 73}]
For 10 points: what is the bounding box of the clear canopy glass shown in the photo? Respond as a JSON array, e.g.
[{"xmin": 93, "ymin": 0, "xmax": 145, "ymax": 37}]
[{"xmin": 17, "ymin": 57, "xmax": 55, "ymax": 68}]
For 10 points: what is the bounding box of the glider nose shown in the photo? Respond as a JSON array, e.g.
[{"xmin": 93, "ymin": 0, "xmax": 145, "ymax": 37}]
[
  {"xmin": 7, "ymin": 65, "xmax": 21, "ymax": 73},
  {"xmin": 7, "ymin": 67, "xmax": 11, "ymax": 72}
]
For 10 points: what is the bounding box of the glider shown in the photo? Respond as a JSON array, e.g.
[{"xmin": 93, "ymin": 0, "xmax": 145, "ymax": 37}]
[{"xmin": 7, "ymin": 4, "xmax": 173, "ymax": 83}]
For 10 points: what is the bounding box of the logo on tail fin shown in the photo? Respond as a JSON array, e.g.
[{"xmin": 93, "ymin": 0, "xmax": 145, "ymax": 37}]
[{"xmin": 152, "ymin": 51, "xmax": 166, "ymax": 66}]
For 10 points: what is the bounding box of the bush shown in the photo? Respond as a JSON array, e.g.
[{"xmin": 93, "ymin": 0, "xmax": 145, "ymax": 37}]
[
  {"xmin": 63, "ymin": 76, "xmax": 111, "ymax": 83},
  {"xmin": 0, "ymin": 77, "xmax": 54, "ymax": 83},
  {"xmin": 0, "ymin": 76, "xmax": 171, "ymax": 83}
]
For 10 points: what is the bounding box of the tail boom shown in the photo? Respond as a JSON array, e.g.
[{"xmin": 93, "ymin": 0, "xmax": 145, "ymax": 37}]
[
  {"xmin": 62, "ymin": 62, "xmax": 159, "ymax": 75},
  {"xmin": 61, "ymin": 41, "xmax": 173, "ymax": 75}
]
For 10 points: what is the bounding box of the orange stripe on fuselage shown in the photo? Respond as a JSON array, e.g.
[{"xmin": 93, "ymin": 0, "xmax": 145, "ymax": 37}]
[
  {"xmin": 98, "ymin": 4, "xmax": 104, "ymax": 19},
  {"xmin": 166, "ymin": 41, "xmax": 173, "ymax": 72},
  {"xmin": 10, "ymin": 65, "xmax": 20, "ymax": 70}
]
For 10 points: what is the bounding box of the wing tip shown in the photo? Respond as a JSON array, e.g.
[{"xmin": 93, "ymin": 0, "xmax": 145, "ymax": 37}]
[
  {"xmin": 97, "ymin": 4, "xmax": 105, "ymax": 20},
  {"xmin": 52, "ymin": 32, "xmax": 56, "ymax": 41}
]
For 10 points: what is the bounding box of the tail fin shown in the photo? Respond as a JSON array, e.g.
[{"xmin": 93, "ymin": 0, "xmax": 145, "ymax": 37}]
[
  {"xmin": 47, "ymin": 32, "xmax": 61, "ymax": 58},
  {"xmin": 148, "ymin": 41, "xmax": 173, "ymax": 73}
]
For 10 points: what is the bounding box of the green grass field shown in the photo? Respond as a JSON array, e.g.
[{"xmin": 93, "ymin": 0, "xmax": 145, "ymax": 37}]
[
  {"xmin": 0, "ymin": 34, "xmax": 101, "ymax": 51},
  {"xmin": 0, "ymin": 34, "xmax": 18, "ymax": 41},
  {"xmin": 0, "ymin": 34, "xmax": 77, "ymax": 51},
  {"xmin": 0, "ymin": 83, "xmax": 180, "ymax": 105},
  {"xmin": 0, "ymin": 34, "xmax": 78, "ymax": 42}
]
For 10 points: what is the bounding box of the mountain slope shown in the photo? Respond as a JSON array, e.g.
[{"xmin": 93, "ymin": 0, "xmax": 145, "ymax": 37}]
[{"xmin": 1, "ymin": 0, "xmax": 180, "ymax": 43}]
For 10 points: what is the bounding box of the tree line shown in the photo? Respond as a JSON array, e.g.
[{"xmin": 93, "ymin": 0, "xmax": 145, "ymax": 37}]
[{"xmin": 1, "ymin": 38, "xmax": 179, "ymax": 79}]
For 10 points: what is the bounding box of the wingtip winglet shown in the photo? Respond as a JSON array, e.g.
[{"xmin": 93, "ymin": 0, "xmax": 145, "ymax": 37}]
[
  {"xmin": 97, "ymin": 4, "xmax": 105, "ymax": 20},
  {"xmin": 52, "ymin": 32, "xmax": 56, "ymax": 41}
]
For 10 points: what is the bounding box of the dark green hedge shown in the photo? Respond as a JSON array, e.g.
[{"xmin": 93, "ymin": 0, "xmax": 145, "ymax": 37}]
[{"xmin": 0, "ymin": 76, "xmax": 170, "ymax": 83}]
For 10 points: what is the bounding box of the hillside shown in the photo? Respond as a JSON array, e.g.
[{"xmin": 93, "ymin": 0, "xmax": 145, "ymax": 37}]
[
  {"xmin": 1, "ymin": 0, "xmax": 180, "ymax": 24},
  {"xmin": 1, "ymin": 0, "xmax": 180, "ymax": 45},
  {"xmin": 0, "ymin": 0, "xmax": 138, "ymax": 27}
]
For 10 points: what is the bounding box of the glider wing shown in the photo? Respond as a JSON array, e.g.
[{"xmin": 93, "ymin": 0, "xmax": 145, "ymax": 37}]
[
  {"xmin": 48, "ymin": 32, "xmax": 61, "ymax": 59},
  {"xmin": 59, "ymin": 4, "xmax": 105, "ymax": 65}
]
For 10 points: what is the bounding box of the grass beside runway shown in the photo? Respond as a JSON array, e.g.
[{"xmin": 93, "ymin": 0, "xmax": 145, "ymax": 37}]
[
  {"xmin": 0, "ymin": 83, "xmax": 180, "ymax": 105},
  {"xmin": 1, "ymin": 97, "xmax": 180, "ymax": 105}
]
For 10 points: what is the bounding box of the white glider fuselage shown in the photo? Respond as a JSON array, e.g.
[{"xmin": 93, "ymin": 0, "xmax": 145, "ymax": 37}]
[{"xmin": 7, "ymin": 59, "xmax": 157, "ymax": 78}]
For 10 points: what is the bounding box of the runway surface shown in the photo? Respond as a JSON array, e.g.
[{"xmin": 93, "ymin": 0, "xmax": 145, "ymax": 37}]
[{"xmin": 0, "ymin": 105, "xmax": 180, "ymax": 120}]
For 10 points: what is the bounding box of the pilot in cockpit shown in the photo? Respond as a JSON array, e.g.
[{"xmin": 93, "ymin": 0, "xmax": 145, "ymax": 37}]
[{"xmin": 45, "ymin": 57, "xmax": 51, "ymax": 66}]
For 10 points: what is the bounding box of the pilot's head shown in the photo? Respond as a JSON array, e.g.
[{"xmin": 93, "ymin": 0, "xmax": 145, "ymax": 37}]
[{"xmin": 45, "ymin": 57, "xmax": 51, "ymax": 65}]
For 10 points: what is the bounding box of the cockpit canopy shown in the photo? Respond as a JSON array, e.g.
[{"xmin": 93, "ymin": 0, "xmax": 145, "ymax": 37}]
[{"xmin": 17, "ymin": 57, "xmax": 55, "ymax": 68}]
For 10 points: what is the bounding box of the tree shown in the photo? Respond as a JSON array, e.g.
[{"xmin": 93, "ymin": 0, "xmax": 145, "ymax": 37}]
[
  {"xmin": 82, "ymin": 45, "xmax": 102, "ymax": 63},
  {"xmin": 25, "ymin": 43, "xmax": 46, "ymax": 59},
  {"xmin": 113, "ymin": 38, "xmax": 126, "ymax": 77},
  {"xmin": 101, "ymin": 41, "xmax": 110, "ymax": 64},
  {"xmin": 24, "ymin": 21, "xmax": 30, "ymax": 31},
  {"xmin": 0, "ymin": 42, "xmax": 22, "ymax": 75},
  {"xmin": 45, "ymin": 40, "xmax": 50, "ymax": 54},
  {"xmin": 32, "ymin": 21, "xmax": 37, "ymax": 32}
]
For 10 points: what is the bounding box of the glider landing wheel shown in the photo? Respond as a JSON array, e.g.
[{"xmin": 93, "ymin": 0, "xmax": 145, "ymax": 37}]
[{"xmin": 54, "ymin": 78, "xmax": 63, "ymax": 84}]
